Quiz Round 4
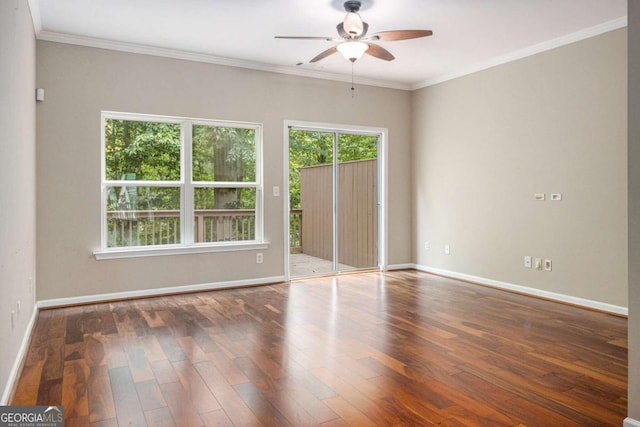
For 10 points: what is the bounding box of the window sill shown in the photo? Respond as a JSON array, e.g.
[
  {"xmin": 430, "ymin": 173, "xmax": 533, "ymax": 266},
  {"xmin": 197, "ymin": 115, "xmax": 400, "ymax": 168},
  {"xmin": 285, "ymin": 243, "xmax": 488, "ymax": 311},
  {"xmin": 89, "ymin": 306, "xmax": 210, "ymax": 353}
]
[{"xmin": 94, "ymin": 241, "xmax": 270, "ymax": 260}]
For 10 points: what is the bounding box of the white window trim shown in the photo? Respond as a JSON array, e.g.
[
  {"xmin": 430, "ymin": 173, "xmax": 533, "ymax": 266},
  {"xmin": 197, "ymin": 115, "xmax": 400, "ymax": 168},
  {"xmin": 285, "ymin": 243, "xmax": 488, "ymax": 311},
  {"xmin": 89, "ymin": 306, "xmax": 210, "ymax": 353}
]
[
  {"xmin": 95, "ymin": 111, "xmax": 266, "ymax": 259},
  {"xmin": 94, "ymin": 241, "xmax": 270, "ymax": 260}
]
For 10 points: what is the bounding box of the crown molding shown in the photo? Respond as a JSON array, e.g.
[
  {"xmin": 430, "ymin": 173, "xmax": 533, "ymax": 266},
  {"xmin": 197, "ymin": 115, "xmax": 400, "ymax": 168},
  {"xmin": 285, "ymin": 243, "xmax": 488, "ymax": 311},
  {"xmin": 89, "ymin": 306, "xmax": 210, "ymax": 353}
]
[
  {"xmin": 411, "ymin": 16, "xmax": 628, "ymax": 90},
  {"xmin": 34, "ymin": 14, "xmax": 627, "ymax": 92},
  {"xmin": 27, "ymin": 0, "xmax": 42, "ymax": 35},
  {"xmin": 36, "ymin": 30, "xmax": 412, "ymax": 91}
]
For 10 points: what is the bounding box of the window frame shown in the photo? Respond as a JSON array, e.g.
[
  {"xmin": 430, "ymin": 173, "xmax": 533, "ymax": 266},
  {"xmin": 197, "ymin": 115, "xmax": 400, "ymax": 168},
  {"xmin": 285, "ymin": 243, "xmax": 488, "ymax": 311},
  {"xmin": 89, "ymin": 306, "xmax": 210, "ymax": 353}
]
[{"xmin": 95, "ymin": 111, "xmax": 267, "ymax": 260}]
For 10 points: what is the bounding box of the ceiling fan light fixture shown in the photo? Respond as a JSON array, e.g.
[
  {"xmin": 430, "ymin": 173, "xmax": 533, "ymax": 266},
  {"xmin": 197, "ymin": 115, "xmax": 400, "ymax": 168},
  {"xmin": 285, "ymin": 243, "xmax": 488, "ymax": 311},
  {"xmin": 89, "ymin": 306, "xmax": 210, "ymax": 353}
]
[
  {"xmin": 275, "ymin": 0, "xmax": 432, "ymax": 66},
  {"xmin": 343, "ymin": 12, "xmax": 364, "ymax": 36},
  {"xmin": 336, "ymin": 41, "xmax": 369, "ymax": 62}
]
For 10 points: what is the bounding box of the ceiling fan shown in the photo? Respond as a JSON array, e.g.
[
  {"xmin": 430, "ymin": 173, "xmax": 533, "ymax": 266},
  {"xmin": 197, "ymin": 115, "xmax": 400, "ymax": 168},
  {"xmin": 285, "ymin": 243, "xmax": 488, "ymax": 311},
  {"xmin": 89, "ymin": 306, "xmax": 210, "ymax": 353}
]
[{"xmin": 275, "ymin": 0, "xmax": 433, "ymax": 63}]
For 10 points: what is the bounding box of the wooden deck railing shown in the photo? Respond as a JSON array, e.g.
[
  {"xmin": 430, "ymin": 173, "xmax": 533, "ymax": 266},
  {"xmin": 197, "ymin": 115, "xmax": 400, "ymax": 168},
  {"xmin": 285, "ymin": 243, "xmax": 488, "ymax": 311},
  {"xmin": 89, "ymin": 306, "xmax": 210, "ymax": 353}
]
[
  {"xmin": 108, "ymin": 209, "xmax": 181, "ymax": 246},
  {"xmin": 107, "ymin": 209, "xmax": 303, "ymax": 250},
  {"xmin": 290, "ymin": 209, "xmax": 302, "ymax": 253},
  {"xmin": 194, "ymin": 209, "xmax": 256, "ymax": 243},
  {"xmin": 107, "ymin": 209, "xmax": 256, "ymax": 247}
]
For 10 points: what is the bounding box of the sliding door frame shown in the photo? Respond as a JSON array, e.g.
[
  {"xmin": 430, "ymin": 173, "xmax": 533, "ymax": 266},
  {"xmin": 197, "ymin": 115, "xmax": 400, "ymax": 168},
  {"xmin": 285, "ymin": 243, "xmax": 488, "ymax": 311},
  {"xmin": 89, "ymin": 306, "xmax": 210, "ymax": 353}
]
[{"xmin": 283, "ymin": 120, "xmax": 388, "ymax": 281}]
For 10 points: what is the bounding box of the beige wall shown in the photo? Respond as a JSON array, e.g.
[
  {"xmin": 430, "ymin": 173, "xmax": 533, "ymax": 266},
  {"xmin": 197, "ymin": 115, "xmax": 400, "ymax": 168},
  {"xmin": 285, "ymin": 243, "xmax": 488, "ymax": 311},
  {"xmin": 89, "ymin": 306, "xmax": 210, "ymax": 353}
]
[
  {"xmin": 35, "ymin": 41, "xmax": 412, "ymax": 300},
  {"xmin": 0, "ymin": 0, "xmax": 37, "ymax": 401},
  {"xmin": 8, "ymin": 5, "xmax": 635, "ymax": 415},
  {"xmin": 628, "ymin": 1, "xmax": 639, "ymax": 422},
  {"xmin": 411, "ymin": 29, "xmax": 628, "ymax": 307}
]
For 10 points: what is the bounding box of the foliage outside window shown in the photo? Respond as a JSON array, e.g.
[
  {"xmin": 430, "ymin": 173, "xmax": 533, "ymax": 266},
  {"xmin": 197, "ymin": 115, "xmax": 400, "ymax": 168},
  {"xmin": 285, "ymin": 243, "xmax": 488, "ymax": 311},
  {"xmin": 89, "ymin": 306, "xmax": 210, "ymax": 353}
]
[{"xmin": 102, "ymin": 113, "xmax": 262, "ymax": 251}]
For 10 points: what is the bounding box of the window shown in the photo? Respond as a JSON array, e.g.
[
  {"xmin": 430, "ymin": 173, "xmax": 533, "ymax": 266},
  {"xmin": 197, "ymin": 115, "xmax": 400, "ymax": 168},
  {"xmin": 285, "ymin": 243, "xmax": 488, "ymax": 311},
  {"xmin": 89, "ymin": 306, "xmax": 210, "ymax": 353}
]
[{"xmin": 97, "ymin": 112, "xmax": 265, "ymax": 259}]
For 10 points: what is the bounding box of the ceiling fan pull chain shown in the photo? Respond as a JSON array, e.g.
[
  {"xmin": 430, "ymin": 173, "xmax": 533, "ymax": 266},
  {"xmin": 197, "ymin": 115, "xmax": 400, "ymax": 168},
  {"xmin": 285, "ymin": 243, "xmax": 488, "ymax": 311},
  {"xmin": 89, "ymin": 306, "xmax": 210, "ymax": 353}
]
[{"xmin": 351, "ymin": 61, "xmax": 355, "ymax": 97}]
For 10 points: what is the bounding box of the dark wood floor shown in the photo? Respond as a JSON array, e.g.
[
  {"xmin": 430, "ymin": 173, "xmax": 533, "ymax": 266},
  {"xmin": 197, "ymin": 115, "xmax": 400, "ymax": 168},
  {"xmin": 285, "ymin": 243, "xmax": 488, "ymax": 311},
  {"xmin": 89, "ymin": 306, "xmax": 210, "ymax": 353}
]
[{"xmin": 12, "ymin": 270, "xmax": 627, "ymax": 426}]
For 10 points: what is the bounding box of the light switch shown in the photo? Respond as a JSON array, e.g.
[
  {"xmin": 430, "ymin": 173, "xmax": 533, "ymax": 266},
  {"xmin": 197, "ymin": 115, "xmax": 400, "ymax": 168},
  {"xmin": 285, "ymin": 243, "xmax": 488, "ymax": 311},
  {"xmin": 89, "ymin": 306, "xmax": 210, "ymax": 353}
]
[{"xmin": 534, "ymin": 258, "xmax": 542, "ymax": 270}]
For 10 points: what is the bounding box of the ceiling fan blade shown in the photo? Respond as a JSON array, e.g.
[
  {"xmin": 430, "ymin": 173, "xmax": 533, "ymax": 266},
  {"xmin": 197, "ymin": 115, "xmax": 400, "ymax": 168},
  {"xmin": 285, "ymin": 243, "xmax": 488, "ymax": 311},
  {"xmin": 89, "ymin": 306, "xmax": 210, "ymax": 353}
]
[
  {"xmin": 364, "ymin": 43, "xmax": 395, "ymax": 61},
  {"xmin": 368, "ymin": 30, "xmax": 433, "ymax": 41},
  {"xmin": 310, "ymin": 46, "xmax": 338, "ymax": 63},
  {"xmin": 275, "ymin": 36, "xmax": 335, "ymax": 41}
]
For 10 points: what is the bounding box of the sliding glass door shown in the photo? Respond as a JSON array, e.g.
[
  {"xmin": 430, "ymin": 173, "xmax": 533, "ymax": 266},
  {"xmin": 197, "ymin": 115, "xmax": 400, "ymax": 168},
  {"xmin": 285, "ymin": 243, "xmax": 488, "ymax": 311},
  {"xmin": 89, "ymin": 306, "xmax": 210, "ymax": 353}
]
[{"xmin": 288, "ymin": 127, "xmax": 379, "ymax": 278}]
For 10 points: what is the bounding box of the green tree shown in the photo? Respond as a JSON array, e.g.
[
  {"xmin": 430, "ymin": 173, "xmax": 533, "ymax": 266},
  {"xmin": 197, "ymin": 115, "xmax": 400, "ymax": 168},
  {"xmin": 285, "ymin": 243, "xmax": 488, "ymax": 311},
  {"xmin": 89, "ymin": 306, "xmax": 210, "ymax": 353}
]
[
  {"xmin": 337, "ymin": 133, "xmax": 377, "ymax": 163},
  {"xmin": 105, "ymin": 119, "xmax": 182, "ymax": 212},
  {"xmin": 105, "ymin": 120, "xmax": 258, "ymax": 211},
  {"xmin": 105, "ymin": 119, "xmax": 181, "ymax": 181},
  {"xmin": 192, "ymin": 126, "xmax": 256, "ymax": 210}
]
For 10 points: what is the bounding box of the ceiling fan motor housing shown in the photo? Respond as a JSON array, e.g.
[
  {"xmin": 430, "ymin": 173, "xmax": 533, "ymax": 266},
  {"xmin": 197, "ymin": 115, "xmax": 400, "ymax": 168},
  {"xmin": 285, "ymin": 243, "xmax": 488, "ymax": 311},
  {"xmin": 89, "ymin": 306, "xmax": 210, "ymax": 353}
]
[{"xmin": 344, "ymin": 0, "xmax": 362, "ymax": 13}]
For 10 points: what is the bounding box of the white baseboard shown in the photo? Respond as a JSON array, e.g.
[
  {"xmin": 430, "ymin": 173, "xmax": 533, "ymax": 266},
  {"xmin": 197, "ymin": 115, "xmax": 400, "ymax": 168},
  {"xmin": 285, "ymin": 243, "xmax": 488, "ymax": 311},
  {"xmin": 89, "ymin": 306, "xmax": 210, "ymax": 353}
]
[
  {"xmin": 387, "ymin": 263, "xmax": 416, "ymax": 271},
  {"xmin": 37, "ymin": 275, "xmax": 286, "ymax": 309},
  {"xmin": 35, "ymin": 266, "xmax": 629, "ymax": 316},
  {"xmin": 625, "ymin": 418, "xmax": 640, "ymax": 427},
  {"xmin": 1, "ymin": 305, "xmax": 39, "ymax": 405},
  {"xmin": 413, "ymin": 264, "xmax": 628, "ymax": 316}
]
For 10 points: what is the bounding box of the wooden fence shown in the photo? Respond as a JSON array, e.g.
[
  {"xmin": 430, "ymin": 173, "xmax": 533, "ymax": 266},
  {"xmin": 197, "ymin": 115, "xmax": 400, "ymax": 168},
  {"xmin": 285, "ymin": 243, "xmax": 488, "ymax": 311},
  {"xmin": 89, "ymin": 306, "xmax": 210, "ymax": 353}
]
[{"xmin": 300, "ymin": 159, "xmax": 377, "ymax": 268}]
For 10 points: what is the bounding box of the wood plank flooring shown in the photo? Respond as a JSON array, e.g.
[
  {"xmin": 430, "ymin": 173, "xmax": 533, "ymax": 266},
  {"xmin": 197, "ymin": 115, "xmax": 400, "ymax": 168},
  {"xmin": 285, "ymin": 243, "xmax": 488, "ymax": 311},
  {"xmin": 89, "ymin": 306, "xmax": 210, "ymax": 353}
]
[{"xmin": 11, "ymin": 270, "xmax": 627, "ymax": 426}]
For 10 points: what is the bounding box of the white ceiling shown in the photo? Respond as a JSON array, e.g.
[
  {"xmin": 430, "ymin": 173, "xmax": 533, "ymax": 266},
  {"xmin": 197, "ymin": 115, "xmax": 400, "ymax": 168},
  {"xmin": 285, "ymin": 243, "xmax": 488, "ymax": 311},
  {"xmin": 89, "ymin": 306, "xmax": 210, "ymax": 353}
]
[{"xmin": 30, "ymin": 0, "xmax": 627, "ymax": 90}]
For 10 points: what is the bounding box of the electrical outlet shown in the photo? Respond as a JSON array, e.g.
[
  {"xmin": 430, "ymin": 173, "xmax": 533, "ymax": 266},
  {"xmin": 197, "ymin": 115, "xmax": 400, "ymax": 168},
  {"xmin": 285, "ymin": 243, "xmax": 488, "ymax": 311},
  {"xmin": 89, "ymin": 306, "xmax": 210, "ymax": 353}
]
[
  {"xmin": 425, "ymin": 241, "xmax": 430, "ymax": 251},
  {"xmin": 256, "ymin": 253, "xmax": 263, "ymax": 264},
  {"xmin": 273, "ymin": 186, "xmax": 280, "ymax": 197},
  {"xmin": 544, "ymin": 259, "xmax": 552, "ymax": 271},
  {"xmin": 444, "ymin": 244, "xmax": 450, "ymax": 255},
  {"xmin": 524, "ymin": 256, "xmax": 532, "ymax": 268}
]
